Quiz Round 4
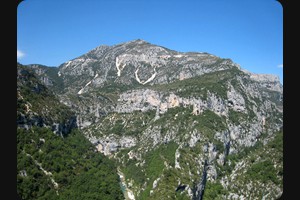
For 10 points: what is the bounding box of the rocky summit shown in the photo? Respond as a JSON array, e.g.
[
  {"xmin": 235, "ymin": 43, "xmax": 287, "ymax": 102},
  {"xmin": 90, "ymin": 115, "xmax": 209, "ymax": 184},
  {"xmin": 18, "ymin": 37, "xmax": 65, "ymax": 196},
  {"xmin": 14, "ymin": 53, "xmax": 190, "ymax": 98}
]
[{"xmin": 18, "ymin": 39, "xmax": 283, "ymax": 200}]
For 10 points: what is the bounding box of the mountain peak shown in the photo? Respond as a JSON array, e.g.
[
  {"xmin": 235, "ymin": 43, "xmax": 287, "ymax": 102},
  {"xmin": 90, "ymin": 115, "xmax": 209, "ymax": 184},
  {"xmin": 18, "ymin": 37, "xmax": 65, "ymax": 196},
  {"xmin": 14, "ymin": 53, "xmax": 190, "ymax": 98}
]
[
  {"xmin": 132, "ymin": 38, "xmax": 147, "ymax": 43},
  {"xmin": 116, "ymin": 38, "xmax": 149, "ymax": 46},
  {"xmin": 56, "ymin": 40, "xmax": 282, "ymax": 96}
]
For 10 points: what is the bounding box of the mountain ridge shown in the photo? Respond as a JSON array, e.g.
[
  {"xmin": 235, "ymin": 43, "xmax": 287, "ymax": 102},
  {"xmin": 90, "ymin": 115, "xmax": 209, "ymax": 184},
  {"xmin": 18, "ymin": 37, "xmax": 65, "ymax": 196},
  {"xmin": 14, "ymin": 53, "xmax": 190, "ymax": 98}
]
[
  {"xmin": 29, "ymin": 39, "xmax": 282, "ymax": 95},
  {"xmin": 19, "ymin": 39, "xmax": 283, "ymax": 199}
]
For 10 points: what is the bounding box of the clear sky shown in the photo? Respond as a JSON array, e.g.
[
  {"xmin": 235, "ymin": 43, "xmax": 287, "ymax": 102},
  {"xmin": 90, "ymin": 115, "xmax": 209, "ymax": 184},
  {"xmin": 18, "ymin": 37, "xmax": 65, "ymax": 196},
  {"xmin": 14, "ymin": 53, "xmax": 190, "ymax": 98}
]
[{"xmin": 17, "ymin": 0, "xmax": 283, "ymax": 83}]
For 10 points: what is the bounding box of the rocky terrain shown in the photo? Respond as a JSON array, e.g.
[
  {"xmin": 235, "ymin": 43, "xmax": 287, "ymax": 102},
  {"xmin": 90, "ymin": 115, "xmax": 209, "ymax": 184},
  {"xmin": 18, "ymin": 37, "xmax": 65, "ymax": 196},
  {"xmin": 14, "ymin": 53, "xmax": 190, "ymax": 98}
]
[
  {"xmin": 21, "ymin": 39, "xmax": 283, "ymax": 200},
  {"xmin": 17, "ymin": 63, "xmax": 77, "ymax": 136}
]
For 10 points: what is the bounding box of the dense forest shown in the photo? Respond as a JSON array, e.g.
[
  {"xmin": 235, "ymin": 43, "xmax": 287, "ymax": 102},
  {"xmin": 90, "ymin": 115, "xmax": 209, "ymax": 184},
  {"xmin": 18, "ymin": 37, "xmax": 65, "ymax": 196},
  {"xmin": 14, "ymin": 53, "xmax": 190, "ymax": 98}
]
[{"xmin": 17, "ymin": 126, "xmax": 124, "ymax": 200}]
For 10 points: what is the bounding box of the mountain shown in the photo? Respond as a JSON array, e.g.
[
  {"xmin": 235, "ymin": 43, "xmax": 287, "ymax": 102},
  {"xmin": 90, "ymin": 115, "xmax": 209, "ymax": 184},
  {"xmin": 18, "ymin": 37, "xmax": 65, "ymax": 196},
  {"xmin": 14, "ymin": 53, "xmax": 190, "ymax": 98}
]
[
  {"xmin": 19, "ymin": 39, "xmax": 283, "ymax": 199},
  {"xmin": 56, "ymin": 39, "xmax": 278, "ymax": 92}
]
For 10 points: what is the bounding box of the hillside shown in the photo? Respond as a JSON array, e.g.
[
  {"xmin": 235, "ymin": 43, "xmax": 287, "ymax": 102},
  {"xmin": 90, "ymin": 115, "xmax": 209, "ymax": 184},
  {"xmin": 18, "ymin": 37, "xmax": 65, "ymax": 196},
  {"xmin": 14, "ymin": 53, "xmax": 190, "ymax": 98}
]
[
  {"xmin": 17, "ymin": 63, "xmax": 123, "ymax": 200},
  {"xmin": 18, "ymin": 39, "xmax": 283, "ymax": 199}
]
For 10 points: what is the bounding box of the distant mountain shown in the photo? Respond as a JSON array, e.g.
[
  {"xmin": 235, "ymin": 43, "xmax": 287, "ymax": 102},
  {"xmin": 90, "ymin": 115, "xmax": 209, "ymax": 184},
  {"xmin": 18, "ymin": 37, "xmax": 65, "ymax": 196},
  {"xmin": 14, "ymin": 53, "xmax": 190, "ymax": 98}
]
[
  {"xmin": 55, "ymin": 39, "xmax": 281, "ymax": 94},
  {"xmin": 19, "ymin": 39, "xmax": 283, "ymax": 199}
]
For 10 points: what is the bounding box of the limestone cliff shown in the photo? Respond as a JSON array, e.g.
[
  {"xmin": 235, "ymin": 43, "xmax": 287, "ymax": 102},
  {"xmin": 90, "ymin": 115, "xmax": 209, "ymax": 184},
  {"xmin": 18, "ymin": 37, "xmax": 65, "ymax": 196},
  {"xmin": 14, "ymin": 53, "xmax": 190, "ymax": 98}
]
[{"xmin": 22, "ymin": 39, "xmax": 283, "ymax": 199}]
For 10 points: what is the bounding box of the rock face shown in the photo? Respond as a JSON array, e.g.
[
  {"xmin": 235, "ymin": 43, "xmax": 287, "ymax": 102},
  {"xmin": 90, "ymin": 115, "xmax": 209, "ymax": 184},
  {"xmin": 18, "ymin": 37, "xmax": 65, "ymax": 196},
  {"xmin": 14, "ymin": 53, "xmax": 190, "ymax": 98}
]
[
  {"xmin": 23, "ymin": 39, "xmax": 283, "ymax": 199},
  {"xmin": 17, "ymin": 63, "xmax": 77, "ymax": 136},
  {"xmin": 56, "ymin": 39, "xmax": 242, "ymax": 93}
]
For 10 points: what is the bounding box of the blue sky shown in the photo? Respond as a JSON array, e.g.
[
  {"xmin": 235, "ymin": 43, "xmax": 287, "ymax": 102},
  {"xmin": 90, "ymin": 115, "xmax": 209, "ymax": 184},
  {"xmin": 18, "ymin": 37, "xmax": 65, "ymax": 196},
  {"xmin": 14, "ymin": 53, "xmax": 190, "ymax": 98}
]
[{"xmin": 17, "ymin": 0, "xmax": 283, "ymax": 83}]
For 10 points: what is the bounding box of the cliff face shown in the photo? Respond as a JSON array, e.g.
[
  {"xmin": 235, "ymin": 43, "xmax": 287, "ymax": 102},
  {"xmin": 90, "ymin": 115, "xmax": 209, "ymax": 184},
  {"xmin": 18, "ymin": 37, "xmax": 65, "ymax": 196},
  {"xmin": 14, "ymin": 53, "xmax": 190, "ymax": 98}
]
[
  {"xmin": 17, "ymin": 63, "xmax": 77, "ymax": 136},
  {"xmin": 22, "ymin": 39, "xmax": 283, "ymax": 199}
]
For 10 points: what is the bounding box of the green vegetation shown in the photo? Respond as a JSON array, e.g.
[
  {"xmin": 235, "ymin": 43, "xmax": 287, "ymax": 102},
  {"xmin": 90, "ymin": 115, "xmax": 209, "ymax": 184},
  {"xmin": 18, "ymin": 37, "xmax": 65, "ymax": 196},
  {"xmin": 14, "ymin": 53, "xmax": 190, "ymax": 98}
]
[
  {"xmin": 246, "ymin": 160, "xmax": 279, "ymax": 184},
  {"xmin": 40, "ymin": 65, "xmax": 64, "ymax": 93},
  {"xmin": 17, "ymin": 64, "xmax": 74, "ymax": 127},
  {"xmin": 150, "ymin": 68, "xmax": 241, "ymax": 99},
  {"xmin": 90, "ymin": 110, "xmax": 156, "ymax": 138},
  {"xmin": 17, "ymin": 127, "xmax": 123, "ymax": 200},
  {"xmin": 203, "ymin": 181, "xmax": 227, "ymax": 200},
  {"xmin": 217, "ymin": 130, "xmax": 283, "ymax": 197},
  {"xmin": 141, "ymin": 168, "xmax": 189, "ymax": 200},
  {"xmin": 96, "ymin": 81, "xmax": 132, "ymax": 94},
  {"xmin": 144, "ymin": 141, "xmax": 178, "ymax": 178},
  {"xmin": 119, "ymin": 142, "xmax": 179, "ymax": 199},
  {"xmin": 194, "ymin": 110, "xmax": 227, "ymax": 135},
  {"xmin": 228, "ymin": 109, "xmax": 248, "ymax": 125},
  {"xmin": 154, "ymin": 107, "xmax": 227, "ymax": 141},
  {"xmin": 26, "ymin": 64, "xmax": 64, "ymax": 94},
  {"xmin": 121, "ymin": 155, "xmax": 146, "ymax": 186},
  {"xmin": 17, "ymin": 64, "xmax": 123, "ymax": 199},
  {"xmin": 244, "ymin": 130, "xmax": 283, "ymax": 186},
  {"xmin": 112, "ymin": 106, "xmax": 229, "ymax": 199},
  {"xmin": 218, "ymin": 140, "xmax": 264, "ymax": 177}
]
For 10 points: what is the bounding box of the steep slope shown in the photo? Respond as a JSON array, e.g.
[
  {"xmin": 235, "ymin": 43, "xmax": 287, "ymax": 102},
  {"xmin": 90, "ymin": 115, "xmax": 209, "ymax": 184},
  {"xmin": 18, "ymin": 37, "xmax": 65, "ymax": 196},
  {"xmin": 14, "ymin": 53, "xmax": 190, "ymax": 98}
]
[
  {"xmin": 26, "ymin": 64, "xmax": 64, "ymax": 94},
  {"xmin": 22, "ymin": 39, "xmax": 283, "ymax": 199},
  {"xmin": 81, "ymin": 67, "xmax": 282, "ymax": 199},
  {"xmin": 17, "ymin": 127, "xmax": 124, "ymax": 200},
  {"xmin": 17, "ymin": 63, "xmax": 76, "ymax": 136},
  {"xmin": 17, "ymin": 63, "xmax": 123, "ymax": 200}
]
